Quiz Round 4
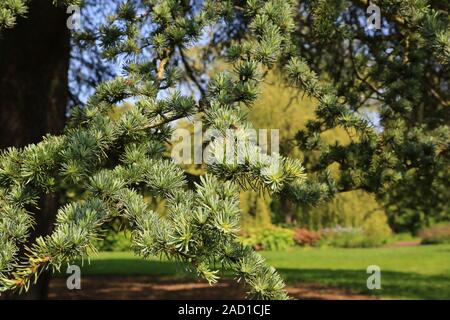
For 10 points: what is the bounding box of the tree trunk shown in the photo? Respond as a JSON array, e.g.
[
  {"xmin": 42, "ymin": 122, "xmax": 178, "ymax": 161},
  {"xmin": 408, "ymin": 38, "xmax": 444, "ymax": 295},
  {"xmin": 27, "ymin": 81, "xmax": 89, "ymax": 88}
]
[
  {"xmin": 0, "ymin": 0, "xmax": 70, "ymax": 299},
  {"xmin": 281, "ymin": 195, "xmax": 296, "ymax": 225}
]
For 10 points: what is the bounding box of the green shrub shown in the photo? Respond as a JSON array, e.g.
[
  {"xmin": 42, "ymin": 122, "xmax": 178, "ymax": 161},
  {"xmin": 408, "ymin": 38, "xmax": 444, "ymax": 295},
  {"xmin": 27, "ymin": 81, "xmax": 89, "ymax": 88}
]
[
  {"xmin": 240, "ymin": 227, "xmax": 295, "ymax": 251},
  {"xmin": 297, "ymin": 190, "xmax": 386, "ymax": 230},
  {"xmin": 419, "ymin": 224, "xmax": 450, "ymax": 245},
  {"xmin": 319, "ymin": 223, "xmax": 391, "ymax": 248},
  {"xmin": 239, "ymin": 190, "xmax": 273, "ymax": 229},
  {"xmin": 361, "ymin": 212, "xmax": 392, "ymax": 247},
  {"xmin": 319, "ymin": 227, "xmax": 363, "ymax": 248},
  {"xmin": 97, "ymin": 231, "xmax": 132, "ymax": 252}
]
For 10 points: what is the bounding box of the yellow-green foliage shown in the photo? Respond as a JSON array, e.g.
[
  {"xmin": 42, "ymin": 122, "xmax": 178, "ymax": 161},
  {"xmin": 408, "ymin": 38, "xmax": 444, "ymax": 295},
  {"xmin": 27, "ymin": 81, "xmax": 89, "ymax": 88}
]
[
  {"xmin": 173, "ymin": 70, "xmax": 391, "ymax": 235},
  {"xmin": 249, "ymin": 72, "xmax": 351, "ymax": 158},
  {"xmin": 240, "ymin": 227, "xmax": 295, "ymax": 251},
  {"xmin": 299, "ymin": 190, "xmax": 389, "ymax": 230},
  {"xmin": 239, "ymin": 190, "xmax": 272, "ymax": 228},
  {"xmin": 246, "ymin": 72, "xmax": 391, "ymax": 235},
  {"xmin": 362, "ymin": 209, "xmax": 392, "ymax": 241},
  {"xmin": 299, "ymin": 190, "xmax": 392, "ymax": 247}
]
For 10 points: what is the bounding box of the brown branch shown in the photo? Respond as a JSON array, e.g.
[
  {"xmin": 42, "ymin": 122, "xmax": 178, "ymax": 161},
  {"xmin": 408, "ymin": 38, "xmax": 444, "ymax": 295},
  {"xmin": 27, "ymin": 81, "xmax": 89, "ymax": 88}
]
[{"xmin": 178, "ymin": 46, "xmax": 207, "ymax": 99}]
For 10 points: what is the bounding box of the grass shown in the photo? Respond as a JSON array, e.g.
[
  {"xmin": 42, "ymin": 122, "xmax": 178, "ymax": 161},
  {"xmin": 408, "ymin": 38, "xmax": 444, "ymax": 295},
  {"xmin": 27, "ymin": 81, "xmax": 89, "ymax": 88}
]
[
  {"xmin": 263, "ymin": 245, "xmax": 450, "ymax": 299},
  {"xmin": 66, "ymin": 244, "xmax": 450, "ymax": 299}
]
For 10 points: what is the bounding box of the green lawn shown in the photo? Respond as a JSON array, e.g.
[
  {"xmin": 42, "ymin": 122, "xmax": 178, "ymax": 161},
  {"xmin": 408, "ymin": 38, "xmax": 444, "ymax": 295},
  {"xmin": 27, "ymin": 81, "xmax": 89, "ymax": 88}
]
[
  {"xmin": 68, "ymin": 244, "xmax": 450, "ymax": 299},
  {"xmin": 263, "ymin": 245, "xmax": 450, "ymax": 299}
]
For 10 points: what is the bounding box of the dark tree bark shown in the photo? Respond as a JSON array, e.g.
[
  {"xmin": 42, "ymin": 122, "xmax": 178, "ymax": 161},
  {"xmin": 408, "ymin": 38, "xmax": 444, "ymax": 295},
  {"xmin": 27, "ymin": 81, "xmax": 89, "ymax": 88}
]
[
  {"xmin": 0, "ymin": 0, "xmax": 70, "ymax": 299},
  {"xmin": 281, "ymin": 195, "xmax": 296, "ymax": 225}
]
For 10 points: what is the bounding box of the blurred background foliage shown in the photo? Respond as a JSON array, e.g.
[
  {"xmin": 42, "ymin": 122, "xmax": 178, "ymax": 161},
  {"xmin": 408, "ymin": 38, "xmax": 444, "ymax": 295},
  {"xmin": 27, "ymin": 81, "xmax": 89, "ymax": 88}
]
[
  {"xmin": 97, "ymin": 71, "xmax": 396, "ymax": 251},
  {"xmin": 95, "ymin": 66, "xmax": 450, "ymax": 252},
  {"xmin": 239, "ymin": 72, "xmax": 393, "ymax": 249},
  {"xmin": 86, "ymin": 39, "xmax": 449, "ymax": 253},
  {"xmin": 75, "ymin": 15, "xmax": 448, "ymax": 252}
]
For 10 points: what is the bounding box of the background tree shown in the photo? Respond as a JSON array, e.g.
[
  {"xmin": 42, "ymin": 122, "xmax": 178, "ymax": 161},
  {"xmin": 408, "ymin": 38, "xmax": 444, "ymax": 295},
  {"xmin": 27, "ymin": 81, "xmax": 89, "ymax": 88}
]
[
  {"xmin": 184, "ymin": 0, "xmax": 450, "ymax": 232},
  {"xmin": 0, "ymin": 0, "xmax": 73, "ymax": 299},
  {"xmin": 248, "ymin": 72, "xmax": 390, "ymax": 235},
  {"xmin": 287, "ymin": 0, "xmax": 450, "ymax": 232}
]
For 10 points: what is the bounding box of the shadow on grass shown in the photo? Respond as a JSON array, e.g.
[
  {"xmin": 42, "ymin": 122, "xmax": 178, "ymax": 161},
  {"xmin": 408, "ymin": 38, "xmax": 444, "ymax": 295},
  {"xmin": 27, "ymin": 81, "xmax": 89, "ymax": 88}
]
[
  {"xmin": 277, "ymin": 268, "xmax": 450, "ymax": 300},
  {"xmin": 56, "ymin": 259, "xmax": 450, "ymax": 299},
  {"xmin": 71, "ymin": 259, "xmax": 193, "ymax": 278}
]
